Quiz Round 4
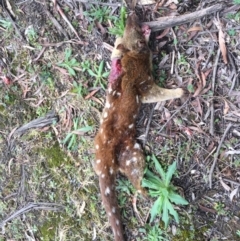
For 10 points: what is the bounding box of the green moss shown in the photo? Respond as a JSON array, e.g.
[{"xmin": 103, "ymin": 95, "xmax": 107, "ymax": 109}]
[
  {"xmin": 39, "ymin": 142, "xmax": 67, "ymax": 168},
  {"xmin": 172, "ymin": 223, "xmax": 208, "ymax": 241}
]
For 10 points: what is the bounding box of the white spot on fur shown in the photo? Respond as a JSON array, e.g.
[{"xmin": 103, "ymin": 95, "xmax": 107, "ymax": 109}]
[
  {"xmin": 108, "ymin": 86, "xmax": 113, "ymax": 93},
  {"xmin": 103, "ymin": 111, "xmax": 108, "ymax": 118},
  {"xmin": 131, "ymin": 169, "xmax": 138, "ymax": 175},
  {"xmin": 109, "ymin": 167, "xmax": 114, "ymax": 174},
  {"xmin": 132, "ymin": 157, "xmax": 137, "ymax": 162},
  {"xmin": 134, "ymin": 143, "xmax": 140, "ymax": 149},
  {"xmin": 126, "ymin": 146, "xmax": 130, "ymax": 150},
  {"xmin": 116, "ymin": 219, "xmax": 119, "ymax": 225},
  {"xmin": 117, "ymin": 231, "xmax": 120, "ymax": 236},
  {"xmin": 133, "ymin": 114, "xmax": 137, "ymax": 119},
  {"xmin": 105, "ymin": 101, "xmax": 110, "ymax": 108},
  {"xmin": 148, "ymin": 76, "xmax": 151, "ymax": 80},
  {"xmin": 108, "ymin": 212, "xmax": 112, "ymax": 216},
  {"xmin": 126, "ymin": 160, "xmax": 131, "ymax": 166},
  {"xmin": 100, "ymin": 128, "xmax": 103, "ymax": 134},
  {"xmin": 96, "ymin": 145, "xmax": 99, "ymax": 150},
  {"xmin": 136, "ymin": 95, "xmax": 139, "ymax": 103},
  {"xmin": 104, "ymin": 166, "xmax": 107, "ymax": 169},
  {"xmin": 112, "ymin": 159, "xmax": 114, "ymax": 163},
  {"xmin": 113, "ymin": 90, "xmax": 116, "ymax": 96},
  {"xmin": 128, "ymin": 123, "xmax": 134, "ymax": 129},
  {"xmin": 117, "ymin": 92, "xmax": 121, "ymax": 96},
  {"xmin": 105, "ymin": 187, "xmax": 110, "ymax": 195},
  {"xmin": 112, "ymin": 207, "xmax": 116, "ymax": 213},
  {"xmin": 96, "ymin": 159, "xmax": 101, "ymax": 164},
  {"xmin": 101, "ymin": 174, "xmax": 105, "ymax": 178},
  {"xmin": 133, "ymin": 152, "xmax": 137, "ymax": 155}
]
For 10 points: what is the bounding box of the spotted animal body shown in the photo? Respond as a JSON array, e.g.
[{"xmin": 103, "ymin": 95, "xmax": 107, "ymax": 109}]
[{"xmin": 94, "ymin": 13, "xmax": 184, "ymax": 241}]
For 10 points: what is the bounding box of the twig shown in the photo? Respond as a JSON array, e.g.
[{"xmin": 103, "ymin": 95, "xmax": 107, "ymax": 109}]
[
  {"xmin": 0, "ymin": 202, "xmax": 64, "ymax": 228},
  {"xmin": 45, "ymin": 8, "xmax": 69, "ymax": 40},
  {"xmin": 158, "ymin": 98, "xmax": 189, "ymax": 133},
  {"xmin": 209, "ymin": 123, "xmax": 232, "ymax": 188},
  {"xmin": 143, "ymin": 104, "xmax": 155, "ymax": 147},
  {"xmin": 53, "ymin": 0, "xmax": 82, "ymax": 41},
  {"xmin": 209, "ymin": 48, "xmax": 221, "ymax": 136},
  {"xmin": 223, "ymin": 178, "xmax": 240, "ymax": 187},
  {"xmin": 142, "ymin": 4, "xmax": 224, "ymax": 32},
  {"xmin": 211, "ymin": 48, "xmax": 221, "ymax": 93}
]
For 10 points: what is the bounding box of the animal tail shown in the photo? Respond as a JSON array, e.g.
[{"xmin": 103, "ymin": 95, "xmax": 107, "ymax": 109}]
[{"xmin": 99, "ymin": 167, "xmax": 125, "ymax": 241}]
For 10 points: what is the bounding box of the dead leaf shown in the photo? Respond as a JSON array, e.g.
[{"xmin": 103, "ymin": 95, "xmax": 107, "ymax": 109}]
[
  {"xmin": 230, "ymin": 187, "xmax": 238, "ymax": 201},
  {"xmin": 187, "ymin": 26, "xmax": 203, "ymax": 41},
  {"xmin": 213, "ymin": 18, "xmax": 228, "ymax": 64},
  {"xmin": 191, "ymin": 97, "xmax": 202, "ymax": 116},
  {"xmin": 223, "ymin": 100, "xmax": 230, "ymax": 115},
  {"xmin": 156, "ymin": 28, "xmax": 170, "ymax": 39},
  {"xmin": 219, "ymin": 177, "xmax": 231, "ymax": 192},
  {"xmin": 187, "ymin": 26, "xmax": 203, "ymax": 33},
  {"xmin": 163, "ymin": 107, "xmax": 171, "ymax": 121},
  {"xmin": 85, "ymin": 88, "xmax": 100, "ymax": 100}
]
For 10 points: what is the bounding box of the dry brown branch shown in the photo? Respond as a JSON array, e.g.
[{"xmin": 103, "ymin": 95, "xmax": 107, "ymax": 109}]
[
  {"xmin": 209, "ymin": 123, "xmax": 232, "ymax": 189},
  {"xmin": 0, "ymin": 202, "xmax": 64, "ymax": 229},
  {"xmin": 209, "ymin": 48, "xmax": 221, "ymax": 136},
  {"xmin": 142, "ymin": 4, "xmax": 224, "ymax": 32}
]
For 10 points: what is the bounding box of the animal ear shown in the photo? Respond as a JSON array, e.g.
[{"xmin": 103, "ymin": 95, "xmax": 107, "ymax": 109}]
[{"xmin": 116, "ymin": 44, "xmax": 128, "ymax": 52}]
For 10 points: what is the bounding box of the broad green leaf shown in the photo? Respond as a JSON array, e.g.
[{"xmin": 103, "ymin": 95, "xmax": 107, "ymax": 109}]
[
  {"xmin": 152, "ymin": 155, "xmax": 166, "ymax": 180},
  {"xmin": 145, "ymin": 169, "xmax": 163, "ymax": 185},
  {"xmin": 88, "ymin": 69, "xmax": 97, "ymax": 77},
  {"xmin": 142, "ymin": 179, "xmax": 160, "ymax": 190},
  {"xmin": 68, "ymin": 67, "xmax": 76, "ymax": 76},
  {"xmin": 162, "ymin": 198, "xmax": 170, "ymax": 228},
  {"xmin": 168, "ymin": 191, "xmax": 188, "ymax": 205},
  {"xmin": 102, "ymin": 72, "xmax": 109, "ymax": 78},
  {"xmin": 77, "ymin": 126, "xmax": 93, "ymax": 132},
  {"xmin": 166, "ymin": 198, "xmax": 179, "ymax": 223},
  {"xmin": 98, "ymin": 61, "xmax": 104, "ymax": 74},
  {"xmin": 68, "ymin": 135, "xmax": 76, "ymax": 149},
  {"xmin": 65, "ymin": 48, "xmax": 72, "ymax": 60},
  {"xmin": 165, "ymin": 161, "xmax": 177, "ymax": 186},
  {"xmin": 63, "ymin": 133, "xmax": 73, "ymax": 144},
  {"xmin": 150, "ymin": 196, "xmax": 163, "ymax": 222}
]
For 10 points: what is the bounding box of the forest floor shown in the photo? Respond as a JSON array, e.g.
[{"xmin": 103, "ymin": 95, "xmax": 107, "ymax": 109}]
[{"xmin": 0, "ymin": 0, "xmax": 240, "ymax": 240}]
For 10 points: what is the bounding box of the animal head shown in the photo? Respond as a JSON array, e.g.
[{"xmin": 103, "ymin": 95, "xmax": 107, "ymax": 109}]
[{"xmin": 117, "ymin": 13, "xmax": 150, "ymax": 54}]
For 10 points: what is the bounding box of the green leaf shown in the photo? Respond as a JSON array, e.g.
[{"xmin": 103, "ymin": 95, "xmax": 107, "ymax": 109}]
[
  {"xmin": 65, "ymin": 48, "xmax": 72, "ymax": 60},
  {"xmin": 145, "ymin": 169, "xmax": 163, "ymax": 185},
  {"xmin": 102, "ymin": 71, "xmax": 109, "ymax": 78},
  {"xmin": 162, "ymin": 197, "xmax": 170, "ymax": 228},
  {"xmin": 165, "ymin": 161, "xmax": 177, "ymax": 186},
  {"xmin": 68, "ymin": 67, "xmax": 76, "ymax": 76},
  {"xmin": 168, "ymin": 191, "xmax": 188, "ymax": 205},
  {"xmin": 63, "ymin": 133, "xmax": 73, "ymax": 144},
  {"xmin": 152, "ymin": 155, "xmax": 166, "ymax": 181},
  {"xmin": 166, "ymin": 198, "xmax": 179, "ymax": 223},
  {"xmin": 98, "ymin": 60, "xmax": 104, "ymax": 74},
  {"xmin": 142, "ymin": 179, "xmax": 161, "ymax": 191},
  {"xmin": 87, "ymin": 69, "xmax": 97, "ymax": 77},
  {"xmin": 77, "ymin": 126, "xmax": 93, "ymax": 132},
  {"xmin": 67, "ymin": 134, "xmax": 76, "ymax": 149},
  {"xmin": 150, "ymin": 196, "xmax": 163, "ymax": 222}
]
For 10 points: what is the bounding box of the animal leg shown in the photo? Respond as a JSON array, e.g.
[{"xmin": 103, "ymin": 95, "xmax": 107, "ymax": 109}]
[{"xmin": 141, "ymin": 83, "xmax": 184, "ymax": 103}]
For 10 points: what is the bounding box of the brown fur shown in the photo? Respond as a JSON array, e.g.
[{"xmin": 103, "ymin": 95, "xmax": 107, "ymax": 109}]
[{"xmin": 94, "ymin": 13, "xmax": 184, "ymax": 240}]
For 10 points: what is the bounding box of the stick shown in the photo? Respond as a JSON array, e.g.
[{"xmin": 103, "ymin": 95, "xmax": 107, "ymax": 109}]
[
  {"xmin": 142, "ymin": 4, "xmax": 224, "ymax": 32},
  {"xmin": 209, "ymin": 123, "xmax": 232, "ymax": 188}
]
